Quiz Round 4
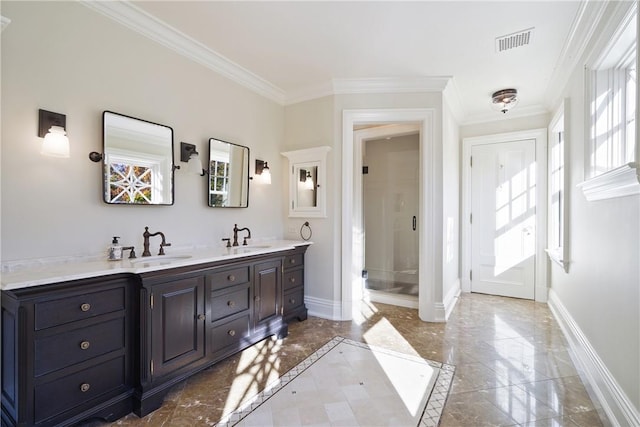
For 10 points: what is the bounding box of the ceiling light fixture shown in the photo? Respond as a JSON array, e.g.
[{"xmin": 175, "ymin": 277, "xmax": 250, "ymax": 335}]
[{"xmin": 491, "ymin": 88, "xmax": 519, "ymax": 114}]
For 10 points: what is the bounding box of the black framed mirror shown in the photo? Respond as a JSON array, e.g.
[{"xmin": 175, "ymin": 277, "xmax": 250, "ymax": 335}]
[
  {"xmin": 208, "ymin": 138, "xmax": 249, "ymax": 207},
  {"xmin": 102, "ymin": 111, "xmax": 175, "ymax": 205}
]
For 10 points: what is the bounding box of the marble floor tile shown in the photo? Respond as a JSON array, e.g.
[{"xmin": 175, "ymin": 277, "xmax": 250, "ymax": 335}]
[{"xmin": 103, "ymin": 293, "xmax": 605, "ymax": 427}]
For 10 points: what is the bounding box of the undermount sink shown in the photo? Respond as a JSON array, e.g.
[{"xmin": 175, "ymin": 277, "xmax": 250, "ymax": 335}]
[{"xmin": 130, "ymin": 254, "xmax": 192, "ymax": 264}]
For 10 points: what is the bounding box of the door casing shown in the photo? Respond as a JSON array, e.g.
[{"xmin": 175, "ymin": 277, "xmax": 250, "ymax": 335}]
[{"xmin": 462, "ymin": 129, "xmax": 548, "ymax": 302}]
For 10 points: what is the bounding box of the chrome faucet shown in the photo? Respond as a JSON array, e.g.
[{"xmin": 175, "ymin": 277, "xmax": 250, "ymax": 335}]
[
  {"xmin": 232, "ymin": 224, "xmax": 251, "ymax": 246},
  {"xmin": 142, "ymin": 226, "xmax": 171, "ymax": 256}
]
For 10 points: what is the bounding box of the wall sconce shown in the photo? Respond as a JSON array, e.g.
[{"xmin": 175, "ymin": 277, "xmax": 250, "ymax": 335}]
[
  {"xmin": 491, "ymin": 88, "xmax": 519, "ymax": 114},
  {"xmin": 38, "ymin": 109, "xmax": 69, "ymax": 158},
  {"xmin": 180, "ymin": 142, "xmax": 206, "ymax": 176},
  {"xmin": 255, "ymin": 159, "xmax": 271, "ymax": 184}
]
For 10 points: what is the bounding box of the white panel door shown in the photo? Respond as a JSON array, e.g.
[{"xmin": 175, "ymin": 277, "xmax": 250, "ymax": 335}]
[{"xmin": 471, "ymin": 139, "xmax": 536, "ymax": 299}]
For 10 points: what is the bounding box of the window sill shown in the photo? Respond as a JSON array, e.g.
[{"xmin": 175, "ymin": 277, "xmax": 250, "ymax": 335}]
[
  {"xmin": 577, "ymin": 163, "xmax": 640, "ymax": 201},
  {"xmin": 546, "ymin": 248, "xmax": 568, "ymax": 271}
]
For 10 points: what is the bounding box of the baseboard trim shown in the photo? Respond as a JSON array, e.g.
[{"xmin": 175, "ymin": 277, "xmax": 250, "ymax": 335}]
[
  {"xmin": 305, "ymin": 296, "xmax": 342, "ymax": 320},
  {"xmin": 548, "ymin": 290, "xmax": 640, "ymax": 427},
  {"xmin": 443, "ymin": 279, "xmax": 461, "ymax": 321}
]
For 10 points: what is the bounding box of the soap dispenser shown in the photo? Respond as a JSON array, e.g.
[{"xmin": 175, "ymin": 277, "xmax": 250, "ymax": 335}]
[{"xmin": 108, "ymin": 236, "xmax": 123, "ymax": 261}]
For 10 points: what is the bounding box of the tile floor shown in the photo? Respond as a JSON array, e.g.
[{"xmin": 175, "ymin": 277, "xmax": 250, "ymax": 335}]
[{"xmin": 109, "ymin": 293, "xmax": 607, "ymax": 426}]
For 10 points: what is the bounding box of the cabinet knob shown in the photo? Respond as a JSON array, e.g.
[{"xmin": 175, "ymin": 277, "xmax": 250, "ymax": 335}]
[
  {"xmin": 228, "ymin": 274, "xmax": 235, "ymax": 282},
  {"xmin": 80, "ymin": 383, "xmax": 91, "ymax": 393},
  {"xmin": 80, "ymin": 341, "xmax": 90, "ymax": 350},
  {"xmin": 227, "ymin": 300, "xmax": 235, "ymax": 307},
  {"xmin": 80, "ymin": 303, "xmax": 91, "ymax": 312},
  {"xmin": 228, "ymin": 329, "xmax": 236, "ymax": 337},
  {"xmin": 255, "ymin": 296, "xmax": 260, "ymax": 302},
  {"xmin": 289, "ymin": 259, "xmax": 296, "ymax": 264},
  {"xmin": 289, "ymin": 298, "xmax": 296, "ymax": 304},
  {"xmin": 289, "ymin": 277, "xmax": 296, "ymax": 283},
  {"xmin": 197, "ymin": 314, "xmax": 206, "ymax": 321}
]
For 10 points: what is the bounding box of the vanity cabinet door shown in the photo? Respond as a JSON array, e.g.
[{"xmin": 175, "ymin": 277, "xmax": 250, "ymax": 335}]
[
  {"xmin": 253, "ymin": 259, "xmax": 282, "ymax": 328},
  {"xmin": 150, "ymin": 276, "xmax": 206, "ymax": 379}
]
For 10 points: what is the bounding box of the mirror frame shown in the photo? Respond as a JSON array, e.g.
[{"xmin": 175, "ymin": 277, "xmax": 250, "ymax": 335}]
[
  {"xmin": 282, "ymin": 146, "xmax": 331, "ymax": 218},
  {"xmin": 208, "ymin": 138, "xmax": 250, "ymax": 208},
  {"xmin": 102, "ymin": 111, "xmax": 175, "ymax": 205}
]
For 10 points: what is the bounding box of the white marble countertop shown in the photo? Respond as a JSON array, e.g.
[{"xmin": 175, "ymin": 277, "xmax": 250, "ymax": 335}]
[{"xmin": 1, "ymin": 240, "xmax": 312, "ymax": 291}]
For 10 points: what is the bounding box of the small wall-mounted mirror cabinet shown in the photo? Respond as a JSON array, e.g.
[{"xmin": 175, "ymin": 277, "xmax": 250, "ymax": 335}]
[
  {"xmin": 208, "ymin": 138, "xmax": 249, "ymax": 208},
  {"xmin": 282, "ymin": 146, "xmax": 331, "ymax": 217},
  {"xmin": 102, "ymin": 111, "xmax": 175, "ymax": 205}
]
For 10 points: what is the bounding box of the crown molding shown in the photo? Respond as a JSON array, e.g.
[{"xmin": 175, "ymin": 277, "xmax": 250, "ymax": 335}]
[
  {"xmin": 1, "ymin": 15, "xmax": 11, "ymax": 32},
  {"xmin": 284, "ymin": 76, "xmax": 454, "ymax": 106},
  {"xmin": 461, "ymin": 103, "xmax": 549, "ymax": 126},
  {"xmin": 545, "ymin": 0, "xmax": 610, "ymax": 110},
  {"xmin": 80, "ymin": 0, "xmax": 286, "ymax": 105}
]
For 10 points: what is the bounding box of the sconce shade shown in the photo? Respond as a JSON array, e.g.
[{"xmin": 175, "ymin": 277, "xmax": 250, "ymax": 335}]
[
  {"xmin": 255, "ymin": 159, "xmax": 272, "ymax": 184},
  {"xmin": 38, "ymin": 109, "xmax": 69, "ymax": 158},
  {"xmin": 491, "ymin": 88, "xmax": 519, "ymax": 113},
  {"xmin": 41, "ymin": 125, "xmax": 70, "ymax": 157},
  {"xmin": 187, "ymin": 152, "xmax": 205, "ymax": 175},
  {"xmin": 260, "ymin": 162, "xmax": 272, "ymax": 185}
]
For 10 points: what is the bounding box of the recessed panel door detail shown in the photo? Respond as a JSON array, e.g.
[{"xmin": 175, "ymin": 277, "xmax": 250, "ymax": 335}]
[
  {"xmin": 253, "ymin": 260, "xmax": 281, "ymax": 326},
  {"xmin": 471, "ymin": 139, "xmax": 536, "ymax": 299},
  {"xmin": 151, "ymin": 276, "xmax": 206, "ymax": 378}
]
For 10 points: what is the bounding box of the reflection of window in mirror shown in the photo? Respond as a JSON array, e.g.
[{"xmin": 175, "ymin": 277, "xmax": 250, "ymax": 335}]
[
  {"xmin": 106, "ymin": 151, "xmax": 164, "ymax": 204},
  {"xmin": 209, "ymin": 158, "xmax": 230, "ymax": 206}
]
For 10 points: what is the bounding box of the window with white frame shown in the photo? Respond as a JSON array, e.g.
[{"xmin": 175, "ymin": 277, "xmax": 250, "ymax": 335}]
[
  {"xmin": 547, "ymin": 103, "xmax": 568, "ymax": 269},
  {"xmin": 581, "ymin": 2, "xmax": 638, "ymax": 200}
]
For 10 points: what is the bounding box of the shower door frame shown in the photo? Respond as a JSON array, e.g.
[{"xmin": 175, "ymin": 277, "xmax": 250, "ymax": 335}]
[
  {"xmin": 357, "ymin": 124, "xmax": 421, "ymax": 309},
  {"xmin": 342, "ymin": 108, "xmax": 438, "ymax": 322}
]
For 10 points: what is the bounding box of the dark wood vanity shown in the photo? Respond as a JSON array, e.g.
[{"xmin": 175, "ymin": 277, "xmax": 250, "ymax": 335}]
[{"xmin": 1, "ymin": 244, "xmax": 309, "ymax": 426}]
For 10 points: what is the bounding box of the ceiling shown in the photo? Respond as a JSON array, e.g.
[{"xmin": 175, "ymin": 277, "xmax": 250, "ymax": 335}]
[{"xmin": 113, "ymin": 1, "xmax": 593, "ymax": 124}]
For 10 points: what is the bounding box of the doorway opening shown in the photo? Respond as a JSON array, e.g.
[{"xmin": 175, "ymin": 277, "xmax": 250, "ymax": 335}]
[{"xmin": 360, "ymin": 126, "xmax": 420, "ymax": 309}]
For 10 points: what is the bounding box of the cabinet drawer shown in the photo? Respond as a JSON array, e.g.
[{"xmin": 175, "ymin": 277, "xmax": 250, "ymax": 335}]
[
  {"xmin": 207, "ymin": 266, "xmax": 250, "ymax": 291},
  {"xmin": 34, "ymin": 356, "xmax": 125, "ymax": 423},
  {"xmin": 35, "ymin": 287, "xmax": 125, "ymax": 330},
  {"xmin": 210, "ymin": 285, "xmax": 250, "ymax": 322},
  {"xmin": 210, "ymin": 315, "xmax": 250, "ymax": 353},
  {"xmin": 284, "ymin": 254, "xmax": 303, "ymax": 269},
  {"xmin": 283, "ymin": 269, "xmax": 303, "ymax": 291},
  {"xmin": 283, "ymin": 288, "xmax": 304, "ymax": 313},
  {"xmin": 35, "ymin": 317, "xmax": 125, "ymax": 377}
]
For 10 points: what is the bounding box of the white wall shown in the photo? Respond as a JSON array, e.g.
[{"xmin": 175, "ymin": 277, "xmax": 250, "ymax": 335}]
[
  {"xmin": 1, "ymin": 2, "xmax": 285, "ymax": 263},
  {"xmin": 547, "ymin": 26, "xmax": 640, "ymax": 420}
]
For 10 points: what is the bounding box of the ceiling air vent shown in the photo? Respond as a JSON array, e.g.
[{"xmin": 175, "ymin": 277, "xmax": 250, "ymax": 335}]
[{"xmin": 495, "ymin": 27, "xmax": 534, "ymax": 52}]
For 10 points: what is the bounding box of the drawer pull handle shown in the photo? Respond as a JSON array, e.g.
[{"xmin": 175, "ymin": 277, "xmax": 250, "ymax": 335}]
[
  {"xmin": 289, "ymin": 298, "xmax": 296, "ymax": 304},
  {"xmin": 227, "ymin": 300, "xmax": 235, "ymax": 307},
  {"xmin": 80, "ymin": 383, "xmax": 91, "ymax": 393},
  {"xmin": 197, "ymin": 314, "xmax": 206, "ymax": 321},
  {"xmin": 228, "ymin": 329, "xmax": 236, "ymax": 337},
  {"xmin": 228, "ymin": 275, "xmax": 235, "ymax": 282},
  {"xmin": 80, "ymin": 341, "xmax": 90, "ymax": 350},
  {"xmin": 289, "ymin": 277, "xmax": 296, "ymax": 283},
  {"xmin": 80, "ymin": 303, "xmax": 91, "ymax": 312}
]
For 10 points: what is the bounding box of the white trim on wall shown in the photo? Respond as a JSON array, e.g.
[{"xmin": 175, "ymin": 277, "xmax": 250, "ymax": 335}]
[
  {"xmin": 461, "ymin": 128, "xmax": 548, "ymax": 302},
  {"xmin": 305, "ymin": 296, "xmax": 342, "ymax": 321},
  {"xmin": 548, "ymin": 290, "xmax": 640, "ymax": 427},
  {"xmin": 342, "ymin": 109, "xmax": 437, "ymax": 322}
]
